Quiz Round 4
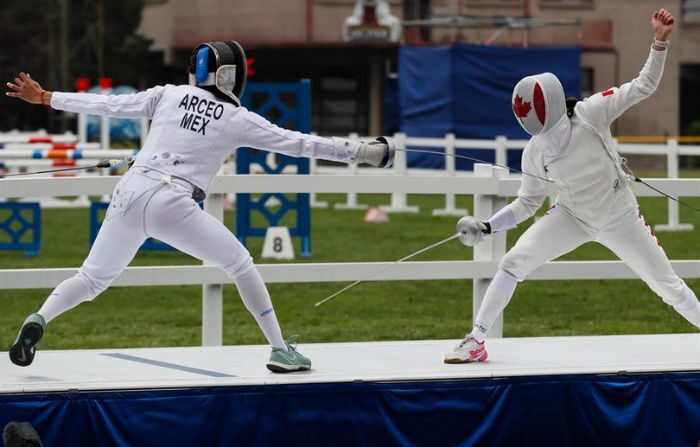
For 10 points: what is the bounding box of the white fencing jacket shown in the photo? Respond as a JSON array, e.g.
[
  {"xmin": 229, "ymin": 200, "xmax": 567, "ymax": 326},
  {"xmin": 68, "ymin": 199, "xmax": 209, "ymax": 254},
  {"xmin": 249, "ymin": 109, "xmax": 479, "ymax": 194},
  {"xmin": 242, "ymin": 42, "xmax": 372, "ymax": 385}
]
[
  {"xmin": 492, "ymin": 46, "xmax": 667, "ymax": 232},
  {"xmin": 50, "ymin": 85, "xmax": 360, "ymax": 192}
]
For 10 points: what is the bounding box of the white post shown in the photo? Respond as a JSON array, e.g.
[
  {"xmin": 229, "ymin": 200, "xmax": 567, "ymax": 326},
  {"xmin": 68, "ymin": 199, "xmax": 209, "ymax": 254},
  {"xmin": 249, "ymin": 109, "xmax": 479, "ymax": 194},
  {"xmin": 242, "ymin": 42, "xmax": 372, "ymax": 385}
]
[
  {"xmin": 100, "ymin": 115, "xmax": 110, "ymax": 150},
  {"xmin": 261, "ymin": 152, "xmax": 282, "ymax": 207},
  {"xmin": 335, "ymin": 133, "xmax": 368, "ymax": 210},
  {"xmin": 100, "ymin": 164, "xmax": 112, "ymax": 204},
  {"xmin": 433, "ymin": 133, "xmax": 467, "ymax": 216},
  {"xmin": 309, "ymin": 154, "xmax": 328, "ymax": 209},
  {"xmin": 655, "ymin": 139, "xmax": 694, "ymax": 232},
  {"xmin": 98, "ymin": 87, "xmax": 112, "ymax": 203},
  {"xmin": 78, "ymin": 113, "xmax": 87, "ymax": 144},
  {"xmin": 140, "ymin": 117, "xmax": 149, "ymax": 148},
  {"xmin": 381, "ymin": 132, "xmax": 419, "ymax": 214},
  {"xmin": 495, "ymin": 135, "xmax": 507, "ymax": 168},
  {"xmin": 473, "ymin": 163, "xmax": 508, "ymax": 338},
  {"xmin": 202, "ymin": 179, "xmax": 225, "ymax": 346}
]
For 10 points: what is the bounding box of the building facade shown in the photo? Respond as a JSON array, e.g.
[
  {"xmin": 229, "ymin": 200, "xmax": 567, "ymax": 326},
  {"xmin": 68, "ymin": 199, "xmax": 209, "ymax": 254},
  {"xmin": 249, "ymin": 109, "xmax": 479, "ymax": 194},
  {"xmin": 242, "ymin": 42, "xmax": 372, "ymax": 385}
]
[{"xmin": 139, "ymin": 0, "xmax": 700, "ymax": 138}]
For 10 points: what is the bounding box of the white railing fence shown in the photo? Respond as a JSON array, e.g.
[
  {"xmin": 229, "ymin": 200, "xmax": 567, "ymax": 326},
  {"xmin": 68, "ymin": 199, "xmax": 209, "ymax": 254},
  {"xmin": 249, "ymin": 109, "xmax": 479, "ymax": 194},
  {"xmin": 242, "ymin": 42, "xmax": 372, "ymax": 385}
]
[
  {"xmin": 1, "ymin": 170, "xmax": 699, "ymax": 344},
  {"xmin": 309, "ymin": 134, "xmax": 699, "ymax": 231},
  {"xmin": 3, "ymin": 126, "xmax": 698, "ymax": 229}
]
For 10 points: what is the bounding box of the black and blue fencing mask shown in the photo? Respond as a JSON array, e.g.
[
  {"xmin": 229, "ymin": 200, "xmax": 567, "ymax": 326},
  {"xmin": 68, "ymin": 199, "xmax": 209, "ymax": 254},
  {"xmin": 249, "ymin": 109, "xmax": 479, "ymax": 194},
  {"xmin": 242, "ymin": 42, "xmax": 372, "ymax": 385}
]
[{"xmin": 188, "ymin": 41, "xmax": 247, "ymax": 105}]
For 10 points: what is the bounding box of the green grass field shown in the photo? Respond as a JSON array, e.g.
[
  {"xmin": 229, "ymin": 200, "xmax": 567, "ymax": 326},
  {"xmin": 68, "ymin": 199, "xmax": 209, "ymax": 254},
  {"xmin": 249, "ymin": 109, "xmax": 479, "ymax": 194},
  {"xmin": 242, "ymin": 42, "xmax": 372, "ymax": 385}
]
[{"xmin": 1, "ymin": 172, "xmax": 699, "ymax": 350}]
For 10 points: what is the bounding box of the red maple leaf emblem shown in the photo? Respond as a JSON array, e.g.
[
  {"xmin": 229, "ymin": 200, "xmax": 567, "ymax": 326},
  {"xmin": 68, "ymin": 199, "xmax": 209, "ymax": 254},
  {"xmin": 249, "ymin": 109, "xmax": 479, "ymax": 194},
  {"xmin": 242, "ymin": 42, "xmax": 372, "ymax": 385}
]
[{"xmin": 513, "ymin": 95, "xmax": 532, "ymax": 118}]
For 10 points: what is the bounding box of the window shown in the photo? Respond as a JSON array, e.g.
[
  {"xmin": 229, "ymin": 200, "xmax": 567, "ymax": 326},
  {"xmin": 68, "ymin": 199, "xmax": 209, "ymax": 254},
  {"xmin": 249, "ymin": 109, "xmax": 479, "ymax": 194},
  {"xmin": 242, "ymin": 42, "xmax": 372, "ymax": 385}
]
[
  {"xmin": 463, "ymin": 0, "xmax": 523, "ymax": 6},
  {"xmin": 539, "ymin": 0, "xmax": 593, "ymax": 8},
  {"xmin": 683, "ymin": 0, "xmax": 700, "ymax": 22}
]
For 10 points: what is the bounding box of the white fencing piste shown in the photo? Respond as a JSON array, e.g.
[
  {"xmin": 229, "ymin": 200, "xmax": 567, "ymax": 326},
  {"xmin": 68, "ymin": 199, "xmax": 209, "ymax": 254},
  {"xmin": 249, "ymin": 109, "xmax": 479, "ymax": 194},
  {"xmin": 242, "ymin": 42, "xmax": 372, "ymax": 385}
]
[
  {"xmin": 0, "ymin": 173, "xmax": 699, "ymax": 344},
  {"xmin": 1, "ymin": 334, "xmax": 698, "ymax": 393}
]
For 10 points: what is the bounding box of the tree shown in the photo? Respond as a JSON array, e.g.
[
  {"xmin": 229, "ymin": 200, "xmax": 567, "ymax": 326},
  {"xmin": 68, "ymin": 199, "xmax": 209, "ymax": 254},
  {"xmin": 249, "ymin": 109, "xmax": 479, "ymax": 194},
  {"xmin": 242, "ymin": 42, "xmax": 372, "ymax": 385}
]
[{"xmin": 0, "ymin": 0, "xmax": 158, "ymax": 132}]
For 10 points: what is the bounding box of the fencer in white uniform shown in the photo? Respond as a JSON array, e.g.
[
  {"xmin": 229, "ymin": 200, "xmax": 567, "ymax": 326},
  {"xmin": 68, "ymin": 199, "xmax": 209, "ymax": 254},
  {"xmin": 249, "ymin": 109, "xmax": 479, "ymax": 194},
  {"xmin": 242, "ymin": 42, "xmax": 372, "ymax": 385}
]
[
  {"xmin": 6, "ymin": 41, "xmax": 394, "ymax": 372},
  {"xmin": 445, "ymin": 9, "xmax": 700, "ymax": 363}
]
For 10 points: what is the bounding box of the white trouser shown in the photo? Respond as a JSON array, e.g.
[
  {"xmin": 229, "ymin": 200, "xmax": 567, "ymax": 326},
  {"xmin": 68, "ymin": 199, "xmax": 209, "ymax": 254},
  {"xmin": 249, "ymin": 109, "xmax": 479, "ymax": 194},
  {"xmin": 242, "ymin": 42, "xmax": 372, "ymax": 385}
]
[
  {"xmin": 80, "ymin": 167, "xmax": 254, "ymax": 296},
  {"xmin": 38, "ymin": 167, "xmax": 288, "ymax": 349},
  {"xmin": 472, "ymin": 198, "xmax": 700, "ymax": 340},
  {"xmin": 501, "ymin": 203, "xmax": 694, "ymax": 308}
]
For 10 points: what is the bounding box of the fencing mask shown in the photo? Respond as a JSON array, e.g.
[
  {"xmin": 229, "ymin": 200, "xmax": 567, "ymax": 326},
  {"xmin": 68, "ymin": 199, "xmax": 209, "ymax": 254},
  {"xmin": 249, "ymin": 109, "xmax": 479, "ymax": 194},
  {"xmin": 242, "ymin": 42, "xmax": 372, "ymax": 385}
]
[
  {"xmin": 188, "ymin": 41, "xmax": 247, "ymax": 106},
  {"xmin": 512, "ymin": 72, "xmax": 567, "ymax": 136},
  {"xmin": 512, "ymin": 72, "xmax": 571, "ymax": 157}
]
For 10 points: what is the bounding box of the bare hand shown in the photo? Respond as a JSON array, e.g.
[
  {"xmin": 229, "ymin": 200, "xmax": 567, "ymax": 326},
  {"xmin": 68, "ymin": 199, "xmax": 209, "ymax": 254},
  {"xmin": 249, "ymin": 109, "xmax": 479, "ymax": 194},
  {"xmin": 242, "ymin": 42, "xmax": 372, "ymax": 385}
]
[
  {"xmin": 6, "ymin": 72, "xmax": 45, "ymax": 104},
  {"xmin": 652, "ymin": 8, "xmax": 675, "ymax": 41}
]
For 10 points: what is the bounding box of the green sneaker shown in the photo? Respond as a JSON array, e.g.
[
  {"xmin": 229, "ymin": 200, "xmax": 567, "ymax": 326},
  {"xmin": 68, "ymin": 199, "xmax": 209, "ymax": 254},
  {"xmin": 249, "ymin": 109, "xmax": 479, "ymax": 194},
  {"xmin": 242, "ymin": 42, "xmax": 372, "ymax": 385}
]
[
  {"xmin": 266, "ymin": 335, "xmax": 312, "ymax": 373},
  {"xmin": 9, "ymin": 313, "xmax": 46, "ymax": 367}
]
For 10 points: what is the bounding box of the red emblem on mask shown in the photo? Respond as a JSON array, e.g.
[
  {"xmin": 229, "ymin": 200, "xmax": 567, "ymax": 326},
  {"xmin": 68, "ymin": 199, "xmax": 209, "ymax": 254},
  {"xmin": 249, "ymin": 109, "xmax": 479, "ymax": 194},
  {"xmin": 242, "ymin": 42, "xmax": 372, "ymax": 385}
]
[
  {"xmin": 513, "ymin": 95, "xmax": 532, "ymax": 118},
  {"xmin": 533, "ymin": 83, "xmax": 546, "ymax": 125}
]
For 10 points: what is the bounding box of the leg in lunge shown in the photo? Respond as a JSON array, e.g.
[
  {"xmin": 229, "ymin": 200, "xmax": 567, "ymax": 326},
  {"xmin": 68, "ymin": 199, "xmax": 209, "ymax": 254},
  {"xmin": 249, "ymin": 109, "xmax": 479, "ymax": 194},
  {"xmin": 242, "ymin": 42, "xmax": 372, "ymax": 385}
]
[
  {"xmin": 597, "ymin": 208, "xmax": 700, "ymax": 329},
  {"xmin": 234, "ymin": 268, "xmax": 311, "ymax": 372},
  {"xmin": 445, "ymin": 207, "xmax": 591, "ymax": 364},
  {"xmin": 146, "ymin": 188, "xmax": 310, "ymax": 372},
  {"xmin": 9, "ymin": 181, "xmax": 148, "ymax": 367},
  {"xmin": 444, "ymin": 269, "xmax": 517, "ymax": 364}
]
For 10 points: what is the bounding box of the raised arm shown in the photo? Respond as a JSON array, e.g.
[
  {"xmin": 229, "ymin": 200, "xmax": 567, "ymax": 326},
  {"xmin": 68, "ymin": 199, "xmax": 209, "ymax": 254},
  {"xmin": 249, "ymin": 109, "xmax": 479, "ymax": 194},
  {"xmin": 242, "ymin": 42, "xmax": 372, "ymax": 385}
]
[
  {"xmin": 236, "ymin": 110, "xmax": 393, "ymax": 167},
  {"xmin": 576, "ymin": 9, "xmax": 675, "ymax": 126},
  {"xmin": 6, "ymin": 72, "xmax": 166, "ymax": 119}
]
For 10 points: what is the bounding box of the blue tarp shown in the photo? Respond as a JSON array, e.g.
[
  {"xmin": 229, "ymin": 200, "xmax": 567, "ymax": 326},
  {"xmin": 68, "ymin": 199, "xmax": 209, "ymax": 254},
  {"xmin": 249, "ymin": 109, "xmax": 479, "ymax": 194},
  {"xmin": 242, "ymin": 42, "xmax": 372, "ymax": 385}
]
[
  {"xmin": 1, "ymin": 372, "xmax": 699, "ymax": 446},
  {"xmin": 399, "ymin": 44, "xmax": 581, "ymax": 170}
]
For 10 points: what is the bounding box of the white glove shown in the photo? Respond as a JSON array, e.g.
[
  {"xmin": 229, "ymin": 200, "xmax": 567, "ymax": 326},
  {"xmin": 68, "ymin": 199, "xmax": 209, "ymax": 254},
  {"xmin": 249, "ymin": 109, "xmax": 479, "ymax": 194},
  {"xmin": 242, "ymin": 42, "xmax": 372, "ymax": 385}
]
[
  {"xmin": 456, "ymin": 216, "xmax": 490, "ymax": 246},
  {"xmin": 357, "ymin": 137, "xmax": 395, "ymax": 168}
]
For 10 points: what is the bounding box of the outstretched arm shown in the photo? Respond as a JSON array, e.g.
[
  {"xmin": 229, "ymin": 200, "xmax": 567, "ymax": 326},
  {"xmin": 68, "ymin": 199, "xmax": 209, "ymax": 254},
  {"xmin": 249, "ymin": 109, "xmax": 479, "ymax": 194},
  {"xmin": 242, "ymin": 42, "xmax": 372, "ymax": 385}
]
[
  {"xmin": 576, "ymin": 9, "xmax": 675, "ymax": 126},
  {"xmin": 6, "ymin": 72, "xmax": 165, "ymax": 119},
  {"xmin": 237, "ymin": 110, "xmax": 393, "ymax": 167}
]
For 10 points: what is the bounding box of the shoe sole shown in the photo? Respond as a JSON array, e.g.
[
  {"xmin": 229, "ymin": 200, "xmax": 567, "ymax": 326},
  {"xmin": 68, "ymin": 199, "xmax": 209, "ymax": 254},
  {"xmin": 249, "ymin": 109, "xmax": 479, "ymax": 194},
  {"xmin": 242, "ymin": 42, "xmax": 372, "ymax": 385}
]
[
  {"xmin": 9, "ymin": 322, "xmax": 44, "ymax": 367},
  {"xmin": 266, "ymin": 361, "xmax": 311, "ymax": 373},
  {"xmin": 443, "ymin": 351, "xmax": 488, "ymax": 364}
]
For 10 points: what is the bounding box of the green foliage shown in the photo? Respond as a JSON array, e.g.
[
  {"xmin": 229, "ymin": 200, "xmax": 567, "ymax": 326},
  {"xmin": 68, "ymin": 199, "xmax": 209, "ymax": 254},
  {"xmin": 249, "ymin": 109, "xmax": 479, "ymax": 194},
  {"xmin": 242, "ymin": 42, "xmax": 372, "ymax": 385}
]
[
  {"xmin": 0, "ymin": 0, "xmax": 155, "ymax": 132},
  {"xmin": 0, "ymin": 182, "xmax": 699, "ymax": 350},
  {"xmin": 686, "ymin": 120, "xmax": 700, "ymax": 136}
]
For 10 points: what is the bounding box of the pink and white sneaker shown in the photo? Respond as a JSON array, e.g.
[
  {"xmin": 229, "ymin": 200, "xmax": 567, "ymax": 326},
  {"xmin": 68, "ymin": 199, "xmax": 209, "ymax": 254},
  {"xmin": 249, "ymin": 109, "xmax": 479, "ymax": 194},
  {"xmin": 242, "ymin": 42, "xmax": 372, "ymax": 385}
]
[{"xmin": 444, "ymin": 335, "xmax": 488, "ymax": 364}]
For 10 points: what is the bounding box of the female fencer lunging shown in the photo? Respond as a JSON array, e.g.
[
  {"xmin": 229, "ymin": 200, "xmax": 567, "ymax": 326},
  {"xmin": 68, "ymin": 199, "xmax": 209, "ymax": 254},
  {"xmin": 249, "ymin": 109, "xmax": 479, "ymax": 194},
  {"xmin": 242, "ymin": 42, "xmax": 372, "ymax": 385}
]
[
  {"xmin": 445, "ymin": 8, "xmax": 700, "ymax": 363},
  {"xmin": 6, "ymin": 40, "xmax": 394, "ymax": 372}
]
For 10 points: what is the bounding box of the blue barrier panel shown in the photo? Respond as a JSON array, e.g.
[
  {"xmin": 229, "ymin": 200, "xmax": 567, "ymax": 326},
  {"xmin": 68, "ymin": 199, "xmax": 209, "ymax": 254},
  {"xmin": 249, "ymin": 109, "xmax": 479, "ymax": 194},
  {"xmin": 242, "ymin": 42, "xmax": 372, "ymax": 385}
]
[
  {"xmin": 89, "ymin": 202, "xmax": 175, "ymax": 251},
  {"xmin": 0, "ymin": 372, "xmax": 698, "ymax": 446},
  {"xmin": 0, "ymin": 202, "xmax": 41, "ymax": 256},
  {"xmin": 400, "ymin": 44, "xmax": 581, "ymax": 171},
  {"xmin": 237, "ymin": 80, "xmax": 312, "ymax": 257}
]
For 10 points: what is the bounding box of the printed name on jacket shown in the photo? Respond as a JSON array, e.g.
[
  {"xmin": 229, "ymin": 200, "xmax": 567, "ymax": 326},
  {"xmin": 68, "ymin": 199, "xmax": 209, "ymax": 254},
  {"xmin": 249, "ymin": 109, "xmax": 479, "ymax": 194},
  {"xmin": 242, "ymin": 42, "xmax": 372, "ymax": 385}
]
[{"xmin": 178, "ymin": 94, "xmax": 224, "ymax": 135}]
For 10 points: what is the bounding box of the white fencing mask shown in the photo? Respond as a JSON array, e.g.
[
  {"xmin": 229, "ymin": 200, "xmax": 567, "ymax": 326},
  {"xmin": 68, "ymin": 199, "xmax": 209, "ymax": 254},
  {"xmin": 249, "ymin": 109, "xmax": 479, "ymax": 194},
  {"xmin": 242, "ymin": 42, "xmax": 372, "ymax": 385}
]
[{"xmin": 512, "ymin": 72, "xmax": 571, "ymax": 156}]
